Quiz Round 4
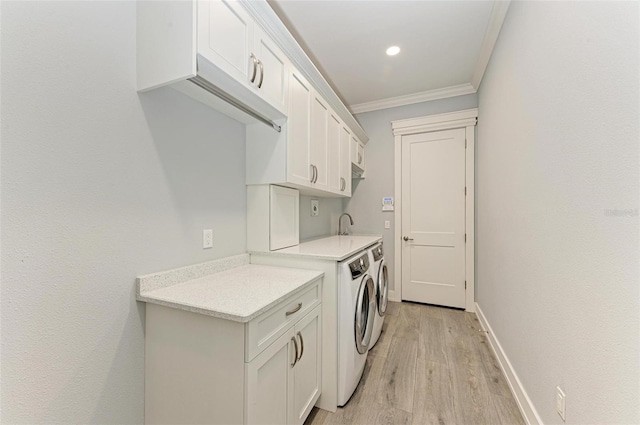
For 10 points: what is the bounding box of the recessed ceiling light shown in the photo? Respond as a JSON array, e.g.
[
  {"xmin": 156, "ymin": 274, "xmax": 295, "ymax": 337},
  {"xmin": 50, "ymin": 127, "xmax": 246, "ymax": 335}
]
[{"xmin": 386, "ymin": 46, "xmax": 401, "ymax": 56}]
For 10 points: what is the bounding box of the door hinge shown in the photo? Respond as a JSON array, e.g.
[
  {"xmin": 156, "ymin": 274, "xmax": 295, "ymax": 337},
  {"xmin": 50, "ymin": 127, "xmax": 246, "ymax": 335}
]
[
  {"xmin": 465, "ymin": 280, "xmax": 467, "ymax": 290},
  {"xmin": 465, "ymin": 138, "xmax": 467, "ymax": 149},
  {"xmin": 465, "ymin": 187, "xmax": 467, "ymax": 196},
  {"xmin": 464, "ymin": 233, "xmax": 467, "ymax": 243}
]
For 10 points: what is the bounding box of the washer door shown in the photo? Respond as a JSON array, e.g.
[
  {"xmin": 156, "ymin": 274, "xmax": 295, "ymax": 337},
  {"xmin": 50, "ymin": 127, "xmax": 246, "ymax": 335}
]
[
  {"xmin": 354, "ymin": 274, "xmax": 376, "ymax": 354},
  {"xmin": 377, "ymin": 260, "xmax": 389, "ymax": 316}
]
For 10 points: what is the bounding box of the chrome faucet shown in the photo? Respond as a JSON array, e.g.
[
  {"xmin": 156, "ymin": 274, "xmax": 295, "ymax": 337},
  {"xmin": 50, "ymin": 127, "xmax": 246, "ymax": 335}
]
[{"xmin": 338, "ymin": 213, "xmax": 354, "ymax": 235}]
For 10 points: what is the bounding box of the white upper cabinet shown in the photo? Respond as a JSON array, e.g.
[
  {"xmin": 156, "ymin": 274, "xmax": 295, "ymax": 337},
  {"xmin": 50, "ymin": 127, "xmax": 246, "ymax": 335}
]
[
  {"xmin": 138, "ymin": 0, "xmax": 287, "ymax": 128},
  {"xmin": 138, "ymin": 0, "xmax": 368, "ymax": 196},
  {"xmin": 197, "ymin": 0, "xmax": 288, "ymax": 112},
  {"xmin": 246, "ymin": 65, "xmax": 361, "ymax": 197}
]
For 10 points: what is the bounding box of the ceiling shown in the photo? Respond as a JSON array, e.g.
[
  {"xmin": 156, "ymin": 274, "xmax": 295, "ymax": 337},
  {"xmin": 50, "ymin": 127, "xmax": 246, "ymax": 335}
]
[{"xmin": 269, "ymin": 0, "xmax": 509, "ymax": 113}]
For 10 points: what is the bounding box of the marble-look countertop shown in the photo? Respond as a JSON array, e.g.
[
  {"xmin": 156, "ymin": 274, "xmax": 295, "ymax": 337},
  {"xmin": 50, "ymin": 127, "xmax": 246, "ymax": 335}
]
[
  {"xmin": 250, "ymin": 235, "xmax": 382, "ymax": 261},
  {"xmin": 136, "ymin": 255, "xmax": 323, "ymax": 323}
]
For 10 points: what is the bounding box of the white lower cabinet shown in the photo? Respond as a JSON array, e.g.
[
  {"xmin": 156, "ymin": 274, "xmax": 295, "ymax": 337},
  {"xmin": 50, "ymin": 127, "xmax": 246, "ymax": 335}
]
[
  {"xmin": 145, "ymin": 280, "xmax": 322, "ymax": 424},
  {"xmin": 246, "ymin": 305, "xmax": 321, "ymax": 425}
]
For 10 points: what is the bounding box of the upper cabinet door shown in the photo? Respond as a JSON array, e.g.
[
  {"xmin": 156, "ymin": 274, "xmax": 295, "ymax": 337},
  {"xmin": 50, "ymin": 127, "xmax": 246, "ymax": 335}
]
[
  {"xmin": 310, "ymin": 93, "xmax": 329, "ymax": 191},
  {"xmin": 351, "ymin": 135, "xmax": 365, "ymax": 175},
  {"xmin": 327, "ymin": 112, "xmax": 342, "ymax": 194},
  {"xmin": 253, "ymin": 25, "xmax": 288, "ymax": 112},
  {"xmin": 340, "ymin": 125, "xmax": 352, "ymax": 196},
  {"xmin": 287, "ymin": 69, "xmax": 312, "ymax": 187},
  {"xmin": 197, "ymin": 0, "xmax": 254, "ymax": 86}
]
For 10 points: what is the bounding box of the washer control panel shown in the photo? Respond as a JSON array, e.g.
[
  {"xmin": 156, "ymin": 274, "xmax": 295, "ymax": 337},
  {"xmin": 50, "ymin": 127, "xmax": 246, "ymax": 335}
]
[{"xmin": 348, "ymin": 253, "xmax": 370, "ymax": 279}]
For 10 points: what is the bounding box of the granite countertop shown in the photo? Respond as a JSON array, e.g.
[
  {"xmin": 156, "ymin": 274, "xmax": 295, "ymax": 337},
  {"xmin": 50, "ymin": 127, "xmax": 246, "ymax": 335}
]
[
  {"xmin": 250, "ymin": 235, "xmax": 382, "ymax": 261},
  {"xmin": 136, "ymin": 254, "xmax": 323, "ymax": 322}
]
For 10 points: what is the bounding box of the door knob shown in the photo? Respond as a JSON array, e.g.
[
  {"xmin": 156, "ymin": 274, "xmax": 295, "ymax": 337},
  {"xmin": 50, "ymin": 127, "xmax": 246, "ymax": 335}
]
[{"xmin": 403, "ymin": 236, "xmax": 414, "ymax": 241}]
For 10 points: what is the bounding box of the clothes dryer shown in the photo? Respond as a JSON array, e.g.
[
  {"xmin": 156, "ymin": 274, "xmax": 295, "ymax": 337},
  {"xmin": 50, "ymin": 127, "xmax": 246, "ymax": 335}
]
[{"xmin": 368, "ymin": 242, "xmax": 388, "ymax": 350}]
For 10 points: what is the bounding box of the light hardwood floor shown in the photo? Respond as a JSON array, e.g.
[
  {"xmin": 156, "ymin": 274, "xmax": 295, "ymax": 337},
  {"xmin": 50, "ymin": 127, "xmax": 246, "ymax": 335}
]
[{"xmin": 304, "ymin": 301, "xmax": 525, "ymax": 425}]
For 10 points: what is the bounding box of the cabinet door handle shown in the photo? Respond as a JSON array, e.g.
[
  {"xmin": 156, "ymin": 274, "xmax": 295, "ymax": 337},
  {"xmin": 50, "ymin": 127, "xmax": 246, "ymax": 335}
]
[
  {"xmin": 249, "ymin": 53, "xmax": 258, "ymax": 83},
  {"xmin": 358, "ymin": 153, "xmax": 362, "ymax": 164},
  {"xmin": 291, "ymin": 337, "xmax": 299, "ymax": 367},
  {"xmin": 257, "ymin": 59, "xmax": 264, "ymax": 88},
  {"xmin": 286, "ymin": 302, "xmax": 302, "ymax": 316},
  {"xmin": 297, "ymin": 332, "xmax": 304, "ymax": 361},
  {"xmin": 309, "ymin": 165, "xmax": 314, "ymax": 183},
  {"xmin": 313, "ymin": 165, "xmax": 318, "ymax": 183}
]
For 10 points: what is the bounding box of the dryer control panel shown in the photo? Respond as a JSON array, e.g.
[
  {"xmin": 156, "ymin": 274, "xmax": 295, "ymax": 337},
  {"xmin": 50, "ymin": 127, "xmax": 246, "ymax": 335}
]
[
  {"xmin": 372, "ymin": 243, "xmax": 384, "ymax": 262},
  {"xmin": 348, "ymin": 253, "xmax": 370, "ymax": 279}
]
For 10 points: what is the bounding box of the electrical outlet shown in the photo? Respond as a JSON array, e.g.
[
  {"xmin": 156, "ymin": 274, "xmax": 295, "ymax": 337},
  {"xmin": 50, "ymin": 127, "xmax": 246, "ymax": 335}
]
[
  {"xmin": 556, "ymin": 386, "xmax": 566, "ymax": 422},
  {"xmin": 384, "ymin": 220, "xmax": 391, "ymax": 229},
  {"xmin": 311, "ymin": 199, "xmax": 319, "ymax": 217},
  {"xmin": 203, "ymin": 229, "xmax": 213, "ymax": 249}
]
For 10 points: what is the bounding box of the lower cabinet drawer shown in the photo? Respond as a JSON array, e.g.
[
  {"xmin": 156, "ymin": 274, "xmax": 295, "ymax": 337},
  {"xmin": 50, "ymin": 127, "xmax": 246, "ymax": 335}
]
[{"xmin": 245, "ymin": 279, "xmax": 321, "ymax": 362}]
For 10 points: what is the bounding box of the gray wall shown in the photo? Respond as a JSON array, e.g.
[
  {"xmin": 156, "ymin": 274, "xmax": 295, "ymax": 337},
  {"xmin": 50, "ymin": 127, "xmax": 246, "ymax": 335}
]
[
  {"xmin": 477, "ymin": 1, "xmax": 639, "ymax": 423},
  {"xmin": 1, "ymin": 2, "xmax": 247, "ymax": 422},
  {"xmin": 299, "ymin": 195, "xmax": 344, "ymax": 240},
  {"xmin": 347, "ymin": 94, "xmax": 478, "ymax": 293}
]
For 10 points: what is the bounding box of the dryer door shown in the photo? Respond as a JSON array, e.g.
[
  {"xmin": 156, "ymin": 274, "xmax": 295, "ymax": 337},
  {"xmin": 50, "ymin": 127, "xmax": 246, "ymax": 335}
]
[
  {"xmin": 377, "ymin": 260, "xmax": 389, "ymax": 316},
  {"xmin": 354, "ymin": 274, "xmax": 376, "ymax": 354}
]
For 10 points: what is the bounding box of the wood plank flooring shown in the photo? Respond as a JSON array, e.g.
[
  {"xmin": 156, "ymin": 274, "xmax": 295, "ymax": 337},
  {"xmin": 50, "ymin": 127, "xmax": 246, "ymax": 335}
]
[{"xmin": 305, "ymin": 301, "xmax": 524, "ymax": 425}]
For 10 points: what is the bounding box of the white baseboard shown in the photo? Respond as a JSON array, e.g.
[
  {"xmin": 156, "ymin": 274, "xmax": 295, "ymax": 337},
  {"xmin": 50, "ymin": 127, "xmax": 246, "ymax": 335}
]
[
  {"xmin": 387, "ymin": 290, "xmax": 400, "ymax": 302},
  {"xmin": 475, "ymin": 303, "xmax": 543, "ymax": 425}
]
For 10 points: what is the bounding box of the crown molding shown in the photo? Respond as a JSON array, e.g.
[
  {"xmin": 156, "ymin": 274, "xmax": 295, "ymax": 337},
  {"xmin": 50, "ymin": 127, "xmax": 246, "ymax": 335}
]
[
  {"xmin": 349, "ymin": 83, "xmax": 477, "ymax": 115},
  {"xmin": 471, "ymin": 0, "xmax": 511, "ymax": 90}
]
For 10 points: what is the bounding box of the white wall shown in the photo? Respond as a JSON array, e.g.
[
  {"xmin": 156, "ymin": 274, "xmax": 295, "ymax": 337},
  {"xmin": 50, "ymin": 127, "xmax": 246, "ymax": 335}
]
[
  {"xmin": 347, "ymin": 94, "xmax": 478, "ymax": 293},
  {"xmin": 1, "ymin": 2, "xmax": 247, "ymax": 422},
  {"xmin": 477, "ymin": 2, "xmax": 639, "ymax": 424}
]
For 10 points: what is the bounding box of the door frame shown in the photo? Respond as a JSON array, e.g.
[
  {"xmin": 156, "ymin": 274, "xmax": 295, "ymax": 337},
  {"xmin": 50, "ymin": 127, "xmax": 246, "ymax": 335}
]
[{"xmin": 391, "ymin": 108, "xmax": 478, "ymax": 312}]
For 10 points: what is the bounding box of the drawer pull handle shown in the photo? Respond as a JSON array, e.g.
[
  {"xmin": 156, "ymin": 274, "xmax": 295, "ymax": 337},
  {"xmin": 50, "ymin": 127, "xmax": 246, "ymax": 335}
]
[
  {"xmin": 286, "ymin": 303, "xmax": 302, "ymax": 316},
  {"xmin": 291, "ymin": 337, "xmax": 299, "ymax": 367},
  {"xmin": 297, "ymin": 332, "xmax": 304, "ymax": 361}
]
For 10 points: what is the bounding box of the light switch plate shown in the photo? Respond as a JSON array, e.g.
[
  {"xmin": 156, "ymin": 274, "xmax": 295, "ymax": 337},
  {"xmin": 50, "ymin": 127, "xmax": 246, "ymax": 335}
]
[
  {"xmin": 384, "ymin": 220, "xmax": 391, "ymax": 229},
  {"xmin": 203, "ymin": 229, "xmax": 213, "ymax": 249}
]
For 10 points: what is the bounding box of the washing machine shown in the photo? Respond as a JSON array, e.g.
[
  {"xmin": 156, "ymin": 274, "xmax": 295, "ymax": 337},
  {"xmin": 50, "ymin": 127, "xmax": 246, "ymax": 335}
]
[
  {"xmin": 368, "ymin": 242, "xmax": 388, "ymax": 350},
  {"xmin": 337, "ymin": 250, "xmax": 376, "ymax": 406}
]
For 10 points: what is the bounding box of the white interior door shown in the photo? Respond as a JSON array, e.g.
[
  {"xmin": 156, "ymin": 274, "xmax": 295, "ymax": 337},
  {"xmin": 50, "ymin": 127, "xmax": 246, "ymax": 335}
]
[{"xmin": 401, "ymin": 128, "xmax": 466, "ymax": 308}]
